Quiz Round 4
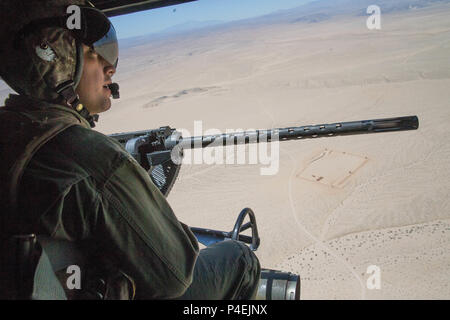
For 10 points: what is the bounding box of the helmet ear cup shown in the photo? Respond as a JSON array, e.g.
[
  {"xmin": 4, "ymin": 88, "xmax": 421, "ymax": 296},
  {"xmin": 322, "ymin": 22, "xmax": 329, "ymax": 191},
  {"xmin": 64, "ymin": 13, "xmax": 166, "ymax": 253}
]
[{"xmin": 14, "ymin": 26, "xmax": 79, "ymax": 102}]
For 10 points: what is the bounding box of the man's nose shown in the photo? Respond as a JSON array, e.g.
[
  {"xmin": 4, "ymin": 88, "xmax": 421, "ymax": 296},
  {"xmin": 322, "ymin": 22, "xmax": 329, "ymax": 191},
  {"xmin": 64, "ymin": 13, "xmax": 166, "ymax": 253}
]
[{"xmin": 105, "ymin": 64, "xmax": 116, "ymax": 77}]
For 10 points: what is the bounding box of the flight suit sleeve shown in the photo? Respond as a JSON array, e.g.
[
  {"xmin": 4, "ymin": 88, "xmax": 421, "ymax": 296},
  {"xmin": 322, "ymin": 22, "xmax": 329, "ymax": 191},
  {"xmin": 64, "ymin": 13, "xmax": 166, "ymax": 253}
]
[{"xmin": 90, "ymin": 156, "xmax": 200, "ymax": 299}]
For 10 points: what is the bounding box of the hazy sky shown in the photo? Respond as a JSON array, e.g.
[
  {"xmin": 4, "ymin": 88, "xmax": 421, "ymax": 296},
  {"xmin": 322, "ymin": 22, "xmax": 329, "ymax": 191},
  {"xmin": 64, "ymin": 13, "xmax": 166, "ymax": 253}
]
[{"xmin": 111, "ymin": 0, "xmax": 313, "ymax": 39}]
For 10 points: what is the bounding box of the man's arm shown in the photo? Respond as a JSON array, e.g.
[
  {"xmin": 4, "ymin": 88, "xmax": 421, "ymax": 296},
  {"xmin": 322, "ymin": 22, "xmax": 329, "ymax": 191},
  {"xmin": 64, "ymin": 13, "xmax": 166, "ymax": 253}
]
[{"xmin": 93, "ymin": 157, "xmax": 199, "ymax": 299}]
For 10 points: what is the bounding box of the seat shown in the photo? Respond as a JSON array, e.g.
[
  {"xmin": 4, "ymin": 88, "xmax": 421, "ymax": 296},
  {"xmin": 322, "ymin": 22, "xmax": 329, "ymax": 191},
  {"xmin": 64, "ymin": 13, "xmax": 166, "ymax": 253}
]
[{"xmin": 0, "ymin": 234, "xmax": 68, "ymax": 300}]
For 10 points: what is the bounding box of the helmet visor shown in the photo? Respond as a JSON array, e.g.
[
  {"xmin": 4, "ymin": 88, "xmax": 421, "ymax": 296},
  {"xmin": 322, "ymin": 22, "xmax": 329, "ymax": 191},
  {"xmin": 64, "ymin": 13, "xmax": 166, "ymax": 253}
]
[
  {"xmin": 92, "ymin": 23, "xmax": 118, "ymax": 68},
  {"xmin": 77, "ymin": 7, "xmax": 119, "ymax": 68}
]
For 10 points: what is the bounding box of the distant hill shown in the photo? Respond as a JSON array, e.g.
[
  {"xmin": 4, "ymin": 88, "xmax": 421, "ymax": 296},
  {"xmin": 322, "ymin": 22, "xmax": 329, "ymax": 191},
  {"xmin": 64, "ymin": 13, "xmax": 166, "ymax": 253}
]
[
  {"xmin": 159, "ymin": 20, "xmax": 225, "ymax": 34},
  {"xmin": 244, "ymin": 0, "xmax": 450, "ymax": 25},
  {"xmin": 291, "ymin": 13, "xmax": 331, "ymax": 24},
  {"xmin": 119, "ymin": 20, "xmax": 229, "ymax": 48}
]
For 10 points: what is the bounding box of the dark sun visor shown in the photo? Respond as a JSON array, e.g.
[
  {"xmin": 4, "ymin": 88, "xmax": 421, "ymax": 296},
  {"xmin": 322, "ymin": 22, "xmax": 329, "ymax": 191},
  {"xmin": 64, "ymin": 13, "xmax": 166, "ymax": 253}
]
[{"xmin": 74, "ymin": 7, "xmax": 119, "ymax": 68}]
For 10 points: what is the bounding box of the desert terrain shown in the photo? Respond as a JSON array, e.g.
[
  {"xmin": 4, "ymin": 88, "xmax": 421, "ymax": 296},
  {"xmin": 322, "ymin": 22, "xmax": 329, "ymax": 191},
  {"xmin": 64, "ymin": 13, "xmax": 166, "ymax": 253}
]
[{"xmin": 1, "ymin": 0, "xmax": 449, "ymax": 299}]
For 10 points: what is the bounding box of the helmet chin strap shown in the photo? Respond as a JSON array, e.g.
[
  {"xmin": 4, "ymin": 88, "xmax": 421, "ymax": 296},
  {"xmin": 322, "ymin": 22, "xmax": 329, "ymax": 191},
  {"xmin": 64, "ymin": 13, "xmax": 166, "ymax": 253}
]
[{"xmin": 55, "ymin": 80, "xmax": 99, "ymax": 128}]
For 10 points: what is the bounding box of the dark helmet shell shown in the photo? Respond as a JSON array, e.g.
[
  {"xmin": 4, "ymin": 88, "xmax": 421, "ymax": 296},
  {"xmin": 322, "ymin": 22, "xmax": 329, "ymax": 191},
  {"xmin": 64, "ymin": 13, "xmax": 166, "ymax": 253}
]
[{"xmin": 0, "ymin": 0, "xmax": 87, "ymax": 103}]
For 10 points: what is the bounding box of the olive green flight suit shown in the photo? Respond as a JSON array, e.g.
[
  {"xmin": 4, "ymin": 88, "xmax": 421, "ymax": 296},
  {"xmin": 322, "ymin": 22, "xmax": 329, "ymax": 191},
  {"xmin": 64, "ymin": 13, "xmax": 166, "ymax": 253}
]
[{"xmin": 0, "ymin": 94, "xmax": 260, "ymax": 299}]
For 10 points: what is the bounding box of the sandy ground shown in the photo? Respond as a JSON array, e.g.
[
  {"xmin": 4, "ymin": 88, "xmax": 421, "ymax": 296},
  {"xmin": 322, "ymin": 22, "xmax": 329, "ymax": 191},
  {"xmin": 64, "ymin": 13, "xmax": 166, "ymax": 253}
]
[{"xmin": 1, "ymin": 3, "xmax": 449, "ymax": 299}]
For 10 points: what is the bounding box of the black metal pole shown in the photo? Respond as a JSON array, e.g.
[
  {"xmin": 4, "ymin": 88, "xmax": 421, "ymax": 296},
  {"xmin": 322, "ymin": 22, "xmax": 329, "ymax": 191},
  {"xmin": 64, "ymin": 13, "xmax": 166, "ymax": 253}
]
[{"xmin": 181, "ymin": 115, "xmax": 419, "ymax": 149}]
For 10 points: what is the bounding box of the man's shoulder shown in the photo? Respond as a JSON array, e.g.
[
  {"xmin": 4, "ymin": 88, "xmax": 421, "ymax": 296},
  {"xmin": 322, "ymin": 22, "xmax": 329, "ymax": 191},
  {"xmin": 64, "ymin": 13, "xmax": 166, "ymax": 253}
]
[
  {"xmin": 59, "ymin": 125, "xmax": 125, "ymax": 155},
  {"xmin": 45, "ymin": 125, "xmax": 131, "ymax": 182}
]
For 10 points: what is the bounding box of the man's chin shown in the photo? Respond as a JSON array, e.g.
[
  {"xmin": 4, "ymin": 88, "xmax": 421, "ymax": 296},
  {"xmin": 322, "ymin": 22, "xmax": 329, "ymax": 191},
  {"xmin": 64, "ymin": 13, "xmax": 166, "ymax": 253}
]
[
  {"xmin": 85, "ymin": 100, "xmax": 112, "ymax": 115},
  {"xmin": 98, "ymin": 97, "xmax": 112, "ymax": 113},
  {"xmin": 102, "ymin": 101, "xmax": 112, "ymax": 112}
]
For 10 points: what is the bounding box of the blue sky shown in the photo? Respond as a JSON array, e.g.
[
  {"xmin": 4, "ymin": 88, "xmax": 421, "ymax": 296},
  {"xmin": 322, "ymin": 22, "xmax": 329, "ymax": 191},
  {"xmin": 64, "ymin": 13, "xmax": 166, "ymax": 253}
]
[{"xmin": 111, "ymin": 0, "xmax": 313, "ymax": 39}]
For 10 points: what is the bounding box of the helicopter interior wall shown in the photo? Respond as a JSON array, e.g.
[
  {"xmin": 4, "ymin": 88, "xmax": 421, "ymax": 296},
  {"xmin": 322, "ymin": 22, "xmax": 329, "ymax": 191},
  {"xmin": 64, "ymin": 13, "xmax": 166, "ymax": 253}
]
[{"xmin": 91, "ymin": 0, "xmax": 197, "ymax": 17}]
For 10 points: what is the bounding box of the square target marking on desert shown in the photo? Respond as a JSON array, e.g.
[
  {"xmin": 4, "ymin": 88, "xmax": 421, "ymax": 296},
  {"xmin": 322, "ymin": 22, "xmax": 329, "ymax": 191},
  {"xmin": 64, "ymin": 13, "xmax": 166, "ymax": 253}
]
[{"xmin": 297, "ymin": 149, "xmax": 369, "ymax": 188}]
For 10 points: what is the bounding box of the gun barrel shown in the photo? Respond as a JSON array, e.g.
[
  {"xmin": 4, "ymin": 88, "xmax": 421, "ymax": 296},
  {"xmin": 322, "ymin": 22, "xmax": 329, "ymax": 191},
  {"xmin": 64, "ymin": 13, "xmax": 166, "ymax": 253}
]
[{"xmin": 180, "ymin": 115, "xmax": 419, "ymax": 149}]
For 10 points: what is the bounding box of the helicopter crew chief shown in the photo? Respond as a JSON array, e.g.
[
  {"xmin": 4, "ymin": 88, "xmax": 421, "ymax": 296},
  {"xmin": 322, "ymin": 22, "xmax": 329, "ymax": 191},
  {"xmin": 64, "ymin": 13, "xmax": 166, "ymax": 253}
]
[{"xmin": 0, "ymin": 0, "xmax": 260, "ymax": 300}]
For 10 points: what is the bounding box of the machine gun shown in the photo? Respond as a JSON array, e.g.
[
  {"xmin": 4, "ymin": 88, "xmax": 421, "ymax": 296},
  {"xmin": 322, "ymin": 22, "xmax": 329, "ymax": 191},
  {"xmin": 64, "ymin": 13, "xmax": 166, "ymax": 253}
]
[{"xmin": 109, "ymin": 115, "xmax": 419, "ymax": 300}]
